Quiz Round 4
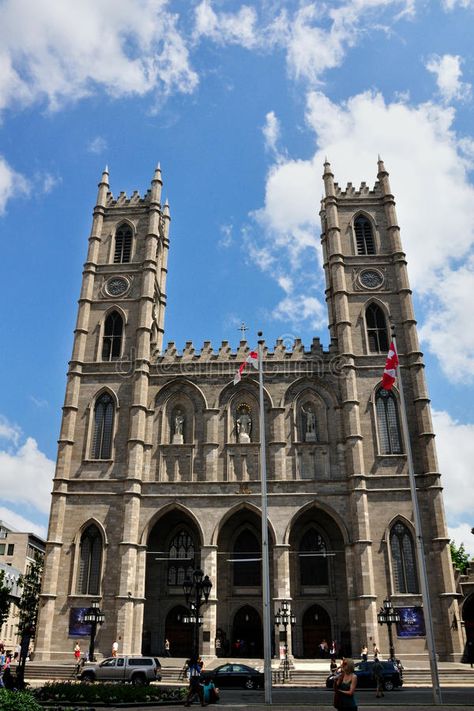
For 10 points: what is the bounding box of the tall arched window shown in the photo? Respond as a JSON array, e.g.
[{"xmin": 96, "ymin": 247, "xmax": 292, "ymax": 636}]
[
  {"xmin": 233, "ymin": 530, "xmax": 261, "ymax": 586},
  {"xmin": 390, "ymin": 522, "xmax": 418, "ymax": 593},
  {"xmin": 102, "ymin": 311, "xmax": 123, "ymax": 361},
  {"xmin": 91, "ymin": 393, "xmax": 115, "ymax": 459},
  {"xmin": 300, "ymin": 528, "xmax": 329, "ymax": 586},
  {"xmin": 354, "ymin": 215, "xmax": 375, "ymax": 255},
  {"xmin": 376, "ymin": 389, "xmax": 402, "ymax": 454},
  {"xmin": 167, "ymin": 531, "xmax": 195, "ymax": 586},
  {"xmin": 77, "ymin": 524, "xmax": 102, "ymax": 595},
  {"xmin": 114, "ymin": 224, "xmax": 132, "ymax": 263},
  {"xmin": 366, "ymin": 303, "xmax": 389, "ymax": 353}
]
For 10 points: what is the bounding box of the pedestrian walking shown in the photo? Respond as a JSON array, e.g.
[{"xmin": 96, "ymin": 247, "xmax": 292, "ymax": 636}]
[
  {"xmin": 74, "ymin": 642, "xmax": 81, "ymax": 662},
  {"xmin": 372, "ymin": 642, "xmax": 380, "ymax": 659},
  {"xmin": 334, "ymin": 658, "xmax": 358, "ymax": 710},
  {"xmin": 165, "ymin": 638, "xmax": 171, "ymax": 657},
  {"xmin": 373, "ymin": 657, "xmax": 384, "ymax": 698},
  {"xmin": 360, "ymin": 644, "xmax": 368, "ymax": 662},
  {"xmin": 112, "ymin": 640, "xmax": 118, "ymax": 657},
  {"xmin": 184, "ymin": 655, "xmax": 206, "ymax": 707}
]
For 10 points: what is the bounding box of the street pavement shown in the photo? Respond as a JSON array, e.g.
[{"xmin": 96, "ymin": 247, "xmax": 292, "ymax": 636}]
[{"xmin": 102, "ymin": 686, "xmax": 474, "ymax": 709}]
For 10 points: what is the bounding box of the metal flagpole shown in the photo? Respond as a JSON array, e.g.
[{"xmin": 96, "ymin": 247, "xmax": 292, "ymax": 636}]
[
  {"xmin": 258, "ymin": 331, "xmax": 273, "ymax": 704},
  {"xmin": 392, "ymin": 329, "xmax": 442, "ymax": 705}
]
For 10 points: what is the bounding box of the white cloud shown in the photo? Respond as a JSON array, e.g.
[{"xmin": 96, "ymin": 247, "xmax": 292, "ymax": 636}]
[
  {"xmin": 0, "ymin": 156, "xmax": 29, "ymax": 215},
  {"xmin": 262, "ymin": 111, "xmax": 281, "ymax": 156},
  {"xmin": 0, "ymin": 415, "xmax": 21, "ymax": 446},
  {"xmin": 0, "ymin": 507, "xmax": 47, "ymax": 540},
  {"xmin": 218, "ymin": 223, "xmax": 233, "ymax": 248},
  {"xmin": 41, "ymin": 172, "xmax": 62, "ymax": 194},
  {"xmin": 273, "ymin": 294, "xmax": 326, "ymax": 330},
  {"xmin": 426, "ymin": 54, "xmax": 471, "ymax": 103},
  {"xmin": 87, "ymin": 136, "xmax": 108, "ymax": 155},
  {"xmin": 442, "ymin": 0, "xmax": 474, "ymax": 9},
  {"xmin": 432, "ymin": 410, "xmax": 474, "ymax": 557},
  {"xmin": 250, "ymin": 88, "xmax": 474, "ymax": 378},
  {"xmin": 194, "ymin": 0, "xmax": 258, "ymax": 49},
  {"xmin": 0, "ymin": 0, "xmax": 198, "ymax": 113},
  {"xmin": 0, "ymin": 422, "xmax": 54, "ymax": 515},
  {"xmin": 448, "ymin": 522, "xmax": 474, "ymax": 559}
]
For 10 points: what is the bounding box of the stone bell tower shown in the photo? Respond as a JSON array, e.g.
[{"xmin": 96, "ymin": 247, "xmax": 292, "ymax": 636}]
[
  {"xmin": 35, "ymin": 166, "xmax": 171, "ymax": 660},
  {"xmin": 320, "ymin": 158, "xmax": 462, "ymax": 660}
]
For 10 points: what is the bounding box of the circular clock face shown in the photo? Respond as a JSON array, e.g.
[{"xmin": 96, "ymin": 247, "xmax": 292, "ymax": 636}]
[
  {"xmin": 359, "ymin": 269, "xmax": 383, "ymax": 289},
  {"xmin": 106, "ymin": 277, "xmax": 129, "ymax": 296}
]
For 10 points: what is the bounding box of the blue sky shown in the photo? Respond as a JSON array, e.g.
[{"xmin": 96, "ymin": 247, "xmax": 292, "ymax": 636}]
[{"xmin": 0, "ymin": 0, "xmax": 474, "ymax": 555}]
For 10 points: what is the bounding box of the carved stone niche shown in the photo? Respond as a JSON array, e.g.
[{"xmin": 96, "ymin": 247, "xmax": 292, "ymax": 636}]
[{"xmin": 235, "ymin": 403, "xmax": 252, "ymax": 444}]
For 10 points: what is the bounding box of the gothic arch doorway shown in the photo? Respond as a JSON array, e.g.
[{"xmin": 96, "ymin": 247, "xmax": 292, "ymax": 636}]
[
  {"xmin": 165, "ymin": 605, "xmax": 193, "ymax": 658},
  {"xmin": 302, "ymin": 604, "xmax": 331, "ymax": 658},
  {"xmin": 232, "ymin": 605, "xmax": 263, "ymax": 658}
]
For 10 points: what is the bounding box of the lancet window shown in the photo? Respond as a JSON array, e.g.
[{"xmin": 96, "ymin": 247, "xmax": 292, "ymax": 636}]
[
  {"xmin": 102, "ymin": 311, "xmax": 123, "ymax": 361},
  {"xmin": 77, "ymin": 524, "xmax": 102, "ymax": 595},
  {"xmin": 299, "ymin": 528, "xmax": 329, "ymax": 586},
  {"xmin": 354, "ymin": 215, "xmax": 375, "ymax": 255},
  {"xmin": 91, "ymin": 393, "xmax": 115, "ymax": 459},
  {"xmin": 390, "ymin": 522, "xmax": 418, "ymax": 593},
  {"xmin": 233, "ymin": 530, "xmax": 261, "ymax": 586},
  {"xmin": 114, "ymin": 224, "xmax": 132, "ymax": 263},
  {"xmin": 366, "ymin": 303, "xmax": 389, "ymax": 353},
  {"xmin": 376, "ymin": 389, "xmax": 402, "ymax": 455},
  {"xmin": 167, "ymin": 531, "xmax": 195, "ymax": 586}
]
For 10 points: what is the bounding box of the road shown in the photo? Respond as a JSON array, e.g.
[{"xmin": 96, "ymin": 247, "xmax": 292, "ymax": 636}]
[{"xmin": 104, "ymin": 685, "xmax": 474, "ymax": 709}]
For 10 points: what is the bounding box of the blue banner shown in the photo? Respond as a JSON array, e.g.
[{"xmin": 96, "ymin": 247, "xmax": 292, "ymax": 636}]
[{"xmin": 396, "ymin": 606, "xmax": 426, "ymax": 638}]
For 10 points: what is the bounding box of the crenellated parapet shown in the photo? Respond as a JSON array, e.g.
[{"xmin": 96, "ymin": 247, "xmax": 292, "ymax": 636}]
[
  {"xmin": 158, "ymin": 336, "xmax": 334, "ymax": 364},
  {"xmin": 333, "ymin": 180, "xmax": 382, "ymax": 198}
]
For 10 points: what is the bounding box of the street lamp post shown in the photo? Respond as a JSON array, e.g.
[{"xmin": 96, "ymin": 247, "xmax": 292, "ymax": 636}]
[
  {"xmin": 274, "ymin": 600, "xmax": 296, "ymax": 681},
  {"xmin": 377, "ymin": 598, "xmax": 400, "ymax": 661},
  {"xmin": 84, "ymin": 601, "xmax": 105, "ymax": 662},
  {"xmin": 182, "ymin": 569, "xmax": 212, "ymax": 658}
]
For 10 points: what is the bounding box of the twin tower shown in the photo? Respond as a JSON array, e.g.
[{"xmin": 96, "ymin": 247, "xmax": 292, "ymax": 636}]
[{"xmin": 35, "ymin": 161, "xmax": 462, "ymax": 662}]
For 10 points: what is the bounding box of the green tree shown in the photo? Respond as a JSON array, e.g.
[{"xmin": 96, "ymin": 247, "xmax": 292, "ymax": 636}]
[
  {"xmin": 0, "ymin": 569, "xmax": 12, "ymax": 628},
  {"xmin": 450, "ymin": 540, "xmax": 471, "ymax": 574},
  {"xmin": 17, "ymin": 553, "xmax": 43, "ymax": 637}
]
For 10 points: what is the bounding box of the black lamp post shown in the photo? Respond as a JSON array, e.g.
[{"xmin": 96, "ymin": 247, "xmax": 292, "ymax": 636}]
[
  {"xmin": 377, "ymin": 598, "xmax": 400, "ymax": 661},
  {"xmin": 84, "ymin": 601, "xmax": 105, "ymax": 662},
  {"xmin": 182, "ymin": 569, "xmax": 212, "ymax": 658},
  {"xmin": 274, "ymin": 600, "xmax": 296, "ymax": 680}
]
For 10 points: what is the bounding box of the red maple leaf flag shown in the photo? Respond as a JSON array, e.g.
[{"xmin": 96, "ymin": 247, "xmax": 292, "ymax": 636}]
[
  {"xmin": 234, "ymin": 350, "xmax": 259, "ymax": 385},
  {"xmin": 382, "ymin": 341, "xmax": 398, "ymax": 390}
]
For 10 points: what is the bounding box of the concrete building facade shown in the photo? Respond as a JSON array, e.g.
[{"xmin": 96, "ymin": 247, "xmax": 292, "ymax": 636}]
[{"xmin": 35, "ymin": 161, "xmax": 463, "ymax": 663}]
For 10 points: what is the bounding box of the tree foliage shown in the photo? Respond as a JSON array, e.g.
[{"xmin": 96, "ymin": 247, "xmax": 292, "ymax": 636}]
[
  {"xmin": 0, "ymin": 569, "xmax": 12, "ymax": 628},
  {"xmin": 17, "ymin": 554, "xmax": 43, "ymax": 638},
  {"xmin": 450, "ymin": 540, "xmax": 471, "ymax": 574}
]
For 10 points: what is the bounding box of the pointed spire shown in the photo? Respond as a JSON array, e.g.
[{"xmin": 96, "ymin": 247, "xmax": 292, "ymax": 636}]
[
  {"xmin": 153, "ymin": 162, "xmax": 163, "ymax": 184},
  {"xmin": 322, "ymin": 158, "xmax": 335, "ymax": 197},
  {"xmin": 150, "ymin": 161, "xmax": 163, "ymax": 204},
  {"xmin": 163, "ymin": 198, "xmax": 170, "ymax": 218},
  {"xmin": 100, "ymin": 165, "xmax": 109, "ymax": 185},
  {"xmin": 96, "ymin": 165, "xmax": 109, "ymax": 207},
  {"xmin": 377, "ymin": 155, "xmax": 387, "ymax": 176}
]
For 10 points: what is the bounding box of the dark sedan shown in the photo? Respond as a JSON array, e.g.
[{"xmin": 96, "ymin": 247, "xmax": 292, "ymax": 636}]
[
  {"xmin": 326, "ymin": 660, "xmax": 403, "ymax": 691},
  {"xmin": 202, "ymin": 663, "xmax": 264, "ymax": 689}
]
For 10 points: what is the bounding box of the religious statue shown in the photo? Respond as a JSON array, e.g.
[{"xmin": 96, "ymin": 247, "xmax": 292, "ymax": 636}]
[
  {"xmin": 236, "ymin": 406, "xmax": 252, "ymax": 443},
  {"xmin": 172, "ymin": 409, "xmax": 184, "ymax": 444},
  {"xmin": 302, "ymin": 403, "xmax": 317, "ymax": 442}
]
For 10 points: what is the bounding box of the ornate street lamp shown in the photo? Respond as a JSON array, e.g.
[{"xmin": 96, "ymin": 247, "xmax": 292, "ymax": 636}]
[
  {"xmin": 377, "ymin": 598, "xmax": 400, "ymax": 661},
  {"xmin": 84, "ymin": 600, "xmax": 105, "ymax": 662},
  {"xmin": 182, "ymin": 569, "xmax": 212, "ymax": 658},
  {"xmin": 274, "ymin": 600, "xmax": 296, "ymax": 680}
]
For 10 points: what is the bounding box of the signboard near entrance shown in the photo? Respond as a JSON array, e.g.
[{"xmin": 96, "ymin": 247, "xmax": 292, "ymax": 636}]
[{"xmin": 396, "ymin": 607, "xmax": 426, "ymax": 638}]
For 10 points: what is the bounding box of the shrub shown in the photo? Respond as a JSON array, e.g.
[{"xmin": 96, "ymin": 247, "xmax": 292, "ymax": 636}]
[
  {"xmin": 0, "ymin": 689, "xmax": 43, "ymax": 711},
  {"xmin": 34, "ymin": 681, "xmax": 187, "ymax": 705}
]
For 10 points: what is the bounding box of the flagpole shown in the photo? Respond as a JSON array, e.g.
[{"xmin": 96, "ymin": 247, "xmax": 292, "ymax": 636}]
[
  {"xmin": 258, "ymin": 331, "xmax": 273, "ymax": 704},
  {"xmin": 392, "ymin": 329, "xmax": 442, "ymax": 705}
]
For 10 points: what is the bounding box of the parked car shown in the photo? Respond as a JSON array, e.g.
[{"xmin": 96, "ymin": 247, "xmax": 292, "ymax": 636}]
[
  {"xmin": 201, "ymin": 662, "xmax": 264, "ymax": 689},
  {"xmin": 326, "ymin": 660, "xmax": 403, "ymax": 691},
  {"xmin": 80, "ymin": 655, "xmax": 162, "ymax": 685}
]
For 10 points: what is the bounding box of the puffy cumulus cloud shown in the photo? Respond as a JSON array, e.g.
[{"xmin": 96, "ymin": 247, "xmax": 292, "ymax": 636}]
[
  {"xmin": 432, "ymin": 410, "xmax": 474, "ymax": 556},
  {"xmin": 0, "ymin": 420, "xmax": 54, "ymax": 515},
  {"xmin": 426, "ymin": 54, "xmax": 471, "ymax": 103},
  {"xmin": 0, "ymin": 415, "xmax": 21, "ymax": 445},
  {"xmin": 272, "ymin": 294, "xmax": 326, "ymax": 330},
  {"xmin": 0, "ymin": 0, "xmax": 198, "ymax": 113},
  {"xmin": 194, "ymin": 0, "xmax": 258, "ymax": 48},
  {"xmin": 87, "ymin": 136, "xmax": 108, "ymax": 155},
  {"xmin": 0, "ymin": 507, "xmax": 47, "ymax": 539},
  {"xmin": 448, "ymin": 522, "xmax": 474, "ymax": 559},
  {"xmin": 0, "ymin": 156, "xmax": 29, "ymax": 215}
]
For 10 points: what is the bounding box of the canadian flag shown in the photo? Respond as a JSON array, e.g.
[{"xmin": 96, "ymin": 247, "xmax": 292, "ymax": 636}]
[
  {"xmin": 382, "ymin": 341, "xmax": 398, "ymax": 390},
  {"xmin": 233, "ymin": 350, "xmax": 259, "ymax": 385}
]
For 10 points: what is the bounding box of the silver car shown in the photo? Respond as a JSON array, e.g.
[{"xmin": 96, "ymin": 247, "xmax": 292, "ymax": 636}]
[{"xmin": 80, "ymin": 655, "xmax": 162, "ymax": 685}]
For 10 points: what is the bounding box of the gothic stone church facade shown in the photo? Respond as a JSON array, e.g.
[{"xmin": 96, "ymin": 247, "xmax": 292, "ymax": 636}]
[{"xmin": 35, "ymin": 160, "xmax": 463, "ymax": 662}]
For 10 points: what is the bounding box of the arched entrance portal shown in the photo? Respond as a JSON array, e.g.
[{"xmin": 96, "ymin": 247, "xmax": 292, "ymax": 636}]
[
  {"xmin": 302, "ymin": 604, "xmax": 331, "ymax": 658},
  {"xmin": 232, "ymin": 605, "xmax": 263, "ymax": 657},
  {"xmin": 165, "ymin": 605, "xmax": 193, "ymax": 658},
  {"xmin": 462, "ymin": 594, "xmax": 474, "ymax": 664}
]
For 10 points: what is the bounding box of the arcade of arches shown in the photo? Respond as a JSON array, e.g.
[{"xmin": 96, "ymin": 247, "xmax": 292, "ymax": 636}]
[{"xmin": 142, "ymin": 505, "xmax": 349, "ymax": 658}]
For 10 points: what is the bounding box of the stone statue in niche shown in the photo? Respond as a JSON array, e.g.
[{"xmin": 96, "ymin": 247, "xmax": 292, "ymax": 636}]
[
  {"xmin": 302, "ymin": 403, "xmax": 317, "ymax": 442},
  {"xmin": 172, "ymin": 409, "xmax": 185, "ymax": 444},
  {"xmin": 236, "ymin": 404, "xmax": 252, "ymax": 443}
]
